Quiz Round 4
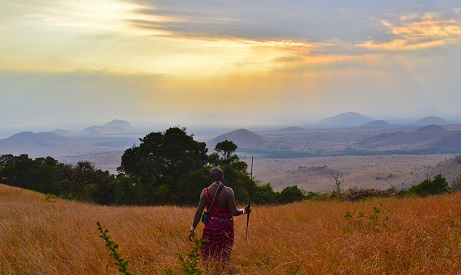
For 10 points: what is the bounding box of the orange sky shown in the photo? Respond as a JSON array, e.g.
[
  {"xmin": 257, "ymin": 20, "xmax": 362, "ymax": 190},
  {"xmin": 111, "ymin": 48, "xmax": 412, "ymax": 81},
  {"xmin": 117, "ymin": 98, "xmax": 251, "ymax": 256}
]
[{"xmin": 1, "ymin": 0, "xmax": 461, "ymax": 130}]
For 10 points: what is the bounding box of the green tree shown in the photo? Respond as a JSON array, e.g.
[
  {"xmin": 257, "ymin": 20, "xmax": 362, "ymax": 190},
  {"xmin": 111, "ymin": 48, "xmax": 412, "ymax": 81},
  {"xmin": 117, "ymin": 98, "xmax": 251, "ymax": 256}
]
[
  {"xmin": 409, "ymin": 174, "xmax": 449, "ymax": 196},
  {"xmin": 277, "ymin": 185, "xmax": 306, "ymax": 204},
  {"xmin": 32, "ymin": 156, "xmax": 60, "ymax": 194},
  {"xmin": 117, "ymin": 127, "xmax": 208, "ymax": 205},
  {"xmin": 54, "ymin": 161, "xmax": 114, "ymax": 204},
  {"xmin": 0, "ymin": 154, "xmax": 35, "ymax": 190},
  {"xmin": 252, "ymin": 183, "xmax": 278, "ymax": 205},
  {"xmin": 213, "ymin": 140, "xmax": 238, "ymax": 163}
]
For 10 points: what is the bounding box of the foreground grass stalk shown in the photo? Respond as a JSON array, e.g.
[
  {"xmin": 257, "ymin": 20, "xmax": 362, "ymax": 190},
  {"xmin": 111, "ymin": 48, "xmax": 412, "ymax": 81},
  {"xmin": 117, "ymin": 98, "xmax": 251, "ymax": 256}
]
[{"xmin": 96, "ymin": 222, "xmax": 134, "ymax": 275}]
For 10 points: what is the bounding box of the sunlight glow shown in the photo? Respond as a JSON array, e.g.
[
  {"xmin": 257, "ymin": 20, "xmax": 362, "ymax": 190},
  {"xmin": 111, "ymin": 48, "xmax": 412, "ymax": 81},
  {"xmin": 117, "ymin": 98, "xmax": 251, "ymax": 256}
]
[{"xmin": 33, "ymin": 0, "xmax": 174, "ymax": 35}]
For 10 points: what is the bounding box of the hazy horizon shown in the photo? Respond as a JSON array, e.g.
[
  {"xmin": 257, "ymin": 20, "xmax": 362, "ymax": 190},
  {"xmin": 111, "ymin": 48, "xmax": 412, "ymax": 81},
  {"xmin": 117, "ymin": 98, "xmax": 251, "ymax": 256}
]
[
  {"xmin": 1, "ymin": 112, "xmax": 460, "ymax": 139},
  {"xmin": 2, "ymin": 1, "xmax": 461, "ymax": 130}
]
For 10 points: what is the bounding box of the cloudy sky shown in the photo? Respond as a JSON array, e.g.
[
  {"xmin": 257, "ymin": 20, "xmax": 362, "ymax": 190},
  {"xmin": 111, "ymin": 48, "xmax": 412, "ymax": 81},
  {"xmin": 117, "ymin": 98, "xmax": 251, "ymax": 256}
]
[{"xmin": 1, "ymin": 0, "xmax": 461, "ymax": 132}]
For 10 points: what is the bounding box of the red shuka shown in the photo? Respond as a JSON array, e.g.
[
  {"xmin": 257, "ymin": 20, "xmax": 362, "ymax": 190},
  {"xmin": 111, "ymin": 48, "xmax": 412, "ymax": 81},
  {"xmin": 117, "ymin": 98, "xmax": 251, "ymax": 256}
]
[{"xmin": 201, "ymin": 186, "xmax": 234, "ymax": 262}]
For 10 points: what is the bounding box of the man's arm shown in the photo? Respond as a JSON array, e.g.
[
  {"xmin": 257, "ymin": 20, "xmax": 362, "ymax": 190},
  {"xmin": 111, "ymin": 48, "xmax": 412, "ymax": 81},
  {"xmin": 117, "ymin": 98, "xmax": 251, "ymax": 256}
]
[
  {"xmin": 189, "ymin": 189, "xmax": 207, "ymax": 241},
  {"xmin": 227, "ymin": 187, "xmax": 249, "ymax": 216}
]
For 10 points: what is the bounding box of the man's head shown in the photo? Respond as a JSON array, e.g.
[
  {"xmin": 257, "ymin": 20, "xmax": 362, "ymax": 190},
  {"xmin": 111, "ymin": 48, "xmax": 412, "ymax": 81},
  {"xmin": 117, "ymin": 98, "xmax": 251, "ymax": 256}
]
[{"xmin": 210, "ymin": 167, "xmax": 224, "ymax": 183}]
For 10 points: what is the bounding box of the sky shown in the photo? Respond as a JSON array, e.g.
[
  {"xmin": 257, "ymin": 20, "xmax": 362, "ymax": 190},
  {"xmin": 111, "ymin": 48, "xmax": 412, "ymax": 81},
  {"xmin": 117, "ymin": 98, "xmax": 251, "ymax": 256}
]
[{"xmin": 1, "ymin": 0, "xmax": 461, "ymax": 133}]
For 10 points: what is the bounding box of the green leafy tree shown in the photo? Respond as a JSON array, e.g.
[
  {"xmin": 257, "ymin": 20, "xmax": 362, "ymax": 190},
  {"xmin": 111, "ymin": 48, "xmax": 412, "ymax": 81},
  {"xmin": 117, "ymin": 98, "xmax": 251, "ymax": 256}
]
[
  {"xmin": 117, "ymin": 127, "xmax": 208, "ymax": 205},
  {"xmin": 277, "ymin": 185, "xmax": 306, "ymax": 204},
  {"xmin": 409, "ymin": 174, "xmax": 449, "ymax": 196},
  {"xmin": 0, "ymin": 154, "xmax": 35, "ymax": 189},
  {"xmin": 213, "ymin": 140, "xmax": 238, "ymax": 163},
  {"xmin": 176, "ymin": 167, "xmax": 210, "ymax": 205},
  {"xmin": 252, "ymin": 183, "xmax": 278, "ymax": 205},
  {"xmin": 54, "ymin": 161, "xmax": 114, "ymax": 204},
  {"xmin": 32, "ymin": 156, "xmax": 60, "ymax": 194}
]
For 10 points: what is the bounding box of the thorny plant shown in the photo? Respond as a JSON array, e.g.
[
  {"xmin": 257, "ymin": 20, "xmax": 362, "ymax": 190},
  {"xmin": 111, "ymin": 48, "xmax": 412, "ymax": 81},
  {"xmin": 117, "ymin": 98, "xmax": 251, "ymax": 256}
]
[
  {"xmin": 97, "ymin": 222, "xmax": 205, "ymax": 275},
  {"xmin": 97, "ymin": 222, "xmax": 134, "ymax": 275},
  {"xmin": 167, "ymin": 239, "xmax": 204, "ymax": 275},
  {"xmin": 344, "ymin": 204, "xmax": 384, "ymax": 232}
]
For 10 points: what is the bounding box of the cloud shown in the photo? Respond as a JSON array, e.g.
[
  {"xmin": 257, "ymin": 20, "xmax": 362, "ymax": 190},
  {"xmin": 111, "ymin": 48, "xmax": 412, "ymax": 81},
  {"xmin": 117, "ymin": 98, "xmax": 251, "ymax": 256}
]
[
  {"xmin": 123, "ymin": 1, "xmax": 461, "ymax": 59},
  {"xmin": 357, "ymin": 13, "xmax": 461, "ymax": 51}
]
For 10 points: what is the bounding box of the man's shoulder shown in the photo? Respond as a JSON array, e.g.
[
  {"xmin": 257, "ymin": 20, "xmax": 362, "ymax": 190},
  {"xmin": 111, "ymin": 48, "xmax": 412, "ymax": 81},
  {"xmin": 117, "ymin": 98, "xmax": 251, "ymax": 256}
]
[{"xmin": 223, "ymin": 186, "xmax": 235, "ymax": 195}]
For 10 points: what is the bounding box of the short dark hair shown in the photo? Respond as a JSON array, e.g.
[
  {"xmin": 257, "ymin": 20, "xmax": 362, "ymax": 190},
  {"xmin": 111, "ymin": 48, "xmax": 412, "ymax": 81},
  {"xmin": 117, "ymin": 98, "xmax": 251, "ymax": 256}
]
[{"xmin": 210, "ymin": 167, "xmax": 223, "ymax": 182}]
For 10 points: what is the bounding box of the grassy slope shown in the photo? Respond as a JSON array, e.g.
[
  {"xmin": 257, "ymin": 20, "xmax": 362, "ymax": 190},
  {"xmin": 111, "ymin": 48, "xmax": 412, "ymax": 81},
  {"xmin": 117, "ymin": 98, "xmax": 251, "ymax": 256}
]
[{"xmin": 1, "ymin": 183, "xmax": 461, "ymax": 274}]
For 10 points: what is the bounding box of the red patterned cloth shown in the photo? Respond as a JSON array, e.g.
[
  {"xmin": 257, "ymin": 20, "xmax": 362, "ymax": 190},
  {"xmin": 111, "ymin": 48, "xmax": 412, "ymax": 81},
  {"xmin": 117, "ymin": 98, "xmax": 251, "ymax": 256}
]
[{"xmin": 201, "ymin": 186, "xmax": 234, "ymax": 262}]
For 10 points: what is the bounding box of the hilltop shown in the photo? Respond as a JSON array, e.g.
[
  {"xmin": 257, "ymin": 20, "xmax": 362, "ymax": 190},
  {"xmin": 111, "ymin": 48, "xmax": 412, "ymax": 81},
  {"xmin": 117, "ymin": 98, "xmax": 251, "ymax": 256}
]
[
  {"xmin": 318, "ymin": 112, "xmax": 375, "ymax": 128},
  {"xmin": 411, "ymin": 116, "xmax": 451, "ymax": 126},
  {"xmin": 357, "ymin": 125, "xmax": 450, "ymax": 150},
  {"xmin": 2, "ymin": 131, "xmax": 68, "ymax": 145},
  {"xmin": 206, "ymin": 128, "xmax": 267, "ymax": 149},
  {"xmin": 419, "ymin": 132, "xmax": 461, "ymax": 151},
  {"xmin": 82, "ymin": 119, "xmax": 132, "ymax": 135}
]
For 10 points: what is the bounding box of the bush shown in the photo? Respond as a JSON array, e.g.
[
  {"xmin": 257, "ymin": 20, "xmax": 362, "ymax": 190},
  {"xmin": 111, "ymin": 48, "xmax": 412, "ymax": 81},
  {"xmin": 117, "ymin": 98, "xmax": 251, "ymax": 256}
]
[
  {"xmin": 252, "ymin": 183, "xmax": 278, "ymax": 205},
  {"xmin": 277, "ymin": 185, "xmax": 306, "ymax": 204},
  {"xmin": 409, "ymin": 174, "xmax": 449, "ymax": 196}
]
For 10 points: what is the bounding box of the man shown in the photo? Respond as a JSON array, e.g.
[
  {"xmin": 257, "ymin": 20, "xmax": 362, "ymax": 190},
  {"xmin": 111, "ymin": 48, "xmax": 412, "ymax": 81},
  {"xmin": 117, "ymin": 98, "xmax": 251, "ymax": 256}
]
[{"xmin": 189, "ymin": 167, "xmax": 251, "ymax": 263}]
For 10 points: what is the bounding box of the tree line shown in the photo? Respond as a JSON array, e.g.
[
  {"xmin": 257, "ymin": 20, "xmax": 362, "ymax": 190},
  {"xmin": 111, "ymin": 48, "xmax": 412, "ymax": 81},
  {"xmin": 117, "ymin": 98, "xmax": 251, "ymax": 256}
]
[{"xmin": 0, "ymin": 127, "xmax": 305, "ymax": 206}]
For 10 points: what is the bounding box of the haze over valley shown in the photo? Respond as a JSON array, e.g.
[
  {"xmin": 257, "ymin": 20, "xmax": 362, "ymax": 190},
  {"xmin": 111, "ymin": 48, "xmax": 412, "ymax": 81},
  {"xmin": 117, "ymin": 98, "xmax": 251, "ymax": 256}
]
[{"xmin": 1, "ymin": 113, "xmax": 460, "ymax": 193}]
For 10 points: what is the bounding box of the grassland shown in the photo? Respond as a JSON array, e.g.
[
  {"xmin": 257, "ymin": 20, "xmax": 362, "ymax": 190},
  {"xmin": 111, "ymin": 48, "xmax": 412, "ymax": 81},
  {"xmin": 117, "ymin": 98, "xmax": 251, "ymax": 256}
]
[{"xmin": 2, "ymin": 183, "xmax": 461, "ymax": 274}]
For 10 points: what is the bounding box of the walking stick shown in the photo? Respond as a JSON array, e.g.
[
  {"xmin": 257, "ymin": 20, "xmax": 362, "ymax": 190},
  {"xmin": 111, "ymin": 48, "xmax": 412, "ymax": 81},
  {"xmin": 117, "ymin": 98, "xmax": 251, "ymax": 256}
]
[{"xmin": 246, "ymin": 156, "xmax": 253, "ymax": 241}]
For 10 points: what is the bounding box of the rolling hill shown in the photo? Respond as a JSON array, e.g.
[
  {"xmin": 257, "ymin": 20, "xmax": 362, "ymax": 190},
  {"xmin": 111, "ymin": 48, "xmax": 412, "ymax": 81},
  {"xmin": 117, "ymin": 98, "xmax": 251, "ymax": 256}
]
[
  {"xmin": 0, "ymin": 131, "xmax": 68, "ymax": 147},
  {"xmin": 319, "ymin": 112, "xmax": 375, "ymax": 128},
  {"xmin": 206, "ymin": 129, "xmax": 267, "ymax": 150},
  {"xmin": 82, "ymin": 119, "xmax": 132, "ymax": 135},
  {"xmin": 419, "ymin": 132, "xmax": 461, "ymax": 151},
  {"xmin": 411, "ymin": 116, "xmax": 451, "ymax": 126},
  {"xmin": 361, "ymin": 120, "xmax": 391, "ymax": 128},
  {"xmin": 357, "ymin": 125, "xmax": 450, "ymax": 149}
]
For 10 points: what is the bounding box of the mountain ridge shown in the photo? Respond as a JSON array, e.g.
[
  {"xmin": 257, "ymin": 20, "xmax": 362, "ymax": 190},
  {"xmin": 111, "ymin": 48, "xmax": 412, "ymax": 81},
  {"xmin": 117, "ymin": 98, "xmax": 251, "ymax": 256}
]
[
  {"xmin": 206, "ymin": 129, "xmax": 267, "ymax": 149},
  {"xmin": 319, "ymin": 112, "xmax": 375, "ymax": 128}
]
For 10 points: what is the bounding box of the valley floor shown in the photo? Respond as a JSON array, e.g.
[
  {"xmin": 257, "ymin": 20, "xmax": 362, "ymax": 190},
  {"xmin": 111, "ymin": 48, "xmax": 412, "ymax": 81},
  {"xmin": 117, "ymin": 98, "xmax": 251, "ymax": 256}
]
[{"xmin": 249, "ymin": 153, "xmax": 459, "ymax": 193}]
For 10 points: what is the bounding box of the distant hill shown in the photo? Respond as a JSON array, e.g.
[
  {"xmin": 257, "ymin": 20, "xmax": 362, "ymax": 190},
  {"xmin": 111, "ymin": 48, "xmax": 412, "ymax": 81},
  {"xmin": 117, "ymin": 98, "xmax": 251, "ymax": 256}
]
[
  {"xmin": 1, "ymin": 131, "xmax": 68, "ymax": 146},
  {"xmin": 358, "ymin": 125, "xmax": 449, "ymax": 149},
  {"xmin": 0, "ymin": 130, "xmax": 134, "ymax": 163},
  {"xmin": 419, "ymin": 132, "xmax": 461, "ymax": 151},
  {"xmin": 0, "ymin": 131, "xmax": 71, "ymax": 157},
  {"xmin": 103, "ymin": 119, "xmax": 131, "ymax": 131},
  {"xmin": 416, "ymin": 124, "xmax": 448, "ymax": 133},
  {"xmin": 82, "ymin": 119, "xmax": 131, "ymax": 135},
  {"xmin": 207, "ymin": 129, "xmax": 267, "ymax": 149},
  {"xmin": 319, "ymin": 112, "xmax": 375, "ymax": 128},
  {"xmin": 361, "ymin": 120, "xmax": 391, "ymax": 128},
  {"xmin": 411, "ymin": 116, "xmax": 451, "ymax": 126}
]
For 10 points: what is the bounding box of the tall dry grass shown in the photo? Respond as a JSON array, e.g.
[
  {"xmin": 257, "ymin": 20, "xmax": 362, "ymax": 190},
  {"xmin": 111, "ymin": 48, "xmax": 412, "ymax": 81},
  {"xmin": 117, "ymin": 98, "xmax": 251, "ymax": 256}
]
[{"xmin": 2, "ymin": 183, "xmax": 461, "ymax": 274}]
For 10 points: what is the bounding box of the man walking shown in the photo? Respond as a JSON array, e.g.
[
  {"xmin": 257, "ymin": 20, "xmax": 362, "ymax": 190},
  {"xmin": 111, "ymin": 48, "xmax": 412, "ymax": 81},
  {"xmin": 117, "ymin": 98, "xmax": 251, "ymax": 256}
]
[{"xmin": 189, "ymin": 167, "xmax": 251, "ymax": 264}]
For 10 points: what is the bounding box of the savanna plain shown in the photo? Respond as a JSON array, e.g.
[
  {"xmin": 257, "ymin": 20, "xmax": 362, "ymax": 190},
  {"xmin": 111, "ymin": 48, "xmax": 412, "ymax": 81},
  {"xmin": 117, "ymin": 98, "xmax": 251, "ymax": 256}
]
[{"xmin": 2, "ymin": 183, "xmax": 461, "ymax": 274}]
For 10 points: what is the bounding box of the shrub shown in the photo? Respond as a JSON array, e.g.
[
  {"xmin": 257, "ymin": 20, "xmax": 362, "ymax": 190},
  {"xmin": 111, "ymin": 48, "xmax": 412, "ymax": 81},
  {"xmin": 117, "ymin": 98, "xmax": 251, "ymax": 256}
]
[
  {"xmin": 277, "ymin": 185, "xmax": 306, "ymax": 204},
  {"xmin": 409, "ymin": 174, "xmax": 449, "ymax": 196}
]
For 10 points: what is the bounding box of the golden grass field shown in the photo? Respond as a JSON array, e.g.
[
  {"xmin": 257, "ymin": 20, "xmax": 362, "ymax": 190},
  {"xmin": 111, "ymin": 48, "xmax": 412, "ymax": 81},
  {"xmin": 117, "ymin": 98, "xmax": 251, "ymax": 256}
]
[{"xmin": 2, "ymin": 183, "xmax": 461, "ymax": 274}]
